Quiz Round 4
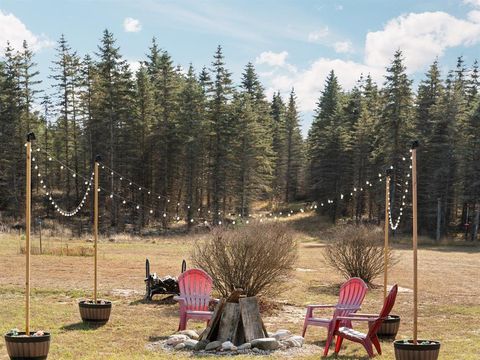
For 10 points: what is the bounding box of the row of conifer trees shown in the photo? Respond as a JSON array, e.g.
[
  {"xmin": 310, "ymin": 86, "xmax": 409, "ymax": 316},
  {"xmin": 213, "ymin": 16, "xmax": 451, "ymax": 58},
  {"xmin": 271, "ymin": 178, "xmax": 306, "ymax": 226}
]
[{"xmin": 0, "ymin": 30, "xmax": 478, "ymax": 240}]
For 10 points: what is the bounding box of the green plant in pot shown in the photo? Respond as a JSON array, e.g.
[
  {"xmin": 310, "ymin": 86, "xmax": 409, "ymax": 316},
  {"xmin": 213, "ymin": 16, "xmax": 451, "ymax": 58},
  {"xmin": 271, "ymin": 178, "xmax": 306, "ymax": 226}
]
[
  {"xmin": 393, "ymin": 142, "xmax": 440, "ymax": 359},
  {"xmin": 4, "ymin": 133, "xmax": 51, "ymax": 360},
  {"xmin": 78, "ymin": 156, "xmax": 112, "ymax": 325}
]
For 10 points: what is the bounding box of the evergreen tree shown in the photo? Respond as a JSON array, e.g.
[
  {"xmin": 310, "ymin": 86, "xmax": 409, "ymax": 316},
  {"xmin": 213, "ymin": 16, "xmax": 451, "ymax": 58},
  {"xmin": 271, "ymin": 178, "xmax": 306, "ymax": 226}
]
[
  {"xmin": 93, "ymin": 29, "xmax": 134, "ymax": 228},
  {"xmin": 308, "ymin": 70, "xmax": 346, "ymax": 221},
  {"xmin": 178, "ymin": 65, "xmax": 204, "ymax": 227},
  {"xmin": 270, "ymin": 92, "xmax": 287, "ymax": 206},
  {"xmin": 379, "ymin": 50, "xmax": 413, "ymax": 229},
  {"xmin": 1, "ymin": 43, "xmax": 23, "ymax": 214},
  {"xmin": 232, "ymin": 63, "xmax": 273, "ymax": 216},
  {"xmin": 209, "ymin": 46, "xmax": 233, "ymax": 222},
  {"xmin": 415, "ymin": 60, "xmax": 447, "ymax": 238},
  {"xmin": 285, "ymin": 89, "xmax": 303, "ymax": 203}
]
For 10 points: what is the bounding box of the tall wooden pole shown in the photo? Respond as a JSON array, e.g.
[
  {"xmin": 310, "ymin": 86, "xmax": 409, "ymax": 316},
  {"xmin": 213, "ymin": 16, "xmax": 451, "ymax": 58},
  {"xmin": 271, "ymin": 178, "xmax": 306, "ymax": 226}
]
[
  {"xmin": 94, "ymin": 159, "xmax": 99, "ymax": 303},
  {"xmin": 411, "ymin": 141, "xmax": 419, "ymax": 344},
  {"xmin": 384, "ymin": 170, "xmax": 391, "ymax": 300},
  {"xmin": 25, "ymin": 133, "xmax": 34, "ymax": 335}
]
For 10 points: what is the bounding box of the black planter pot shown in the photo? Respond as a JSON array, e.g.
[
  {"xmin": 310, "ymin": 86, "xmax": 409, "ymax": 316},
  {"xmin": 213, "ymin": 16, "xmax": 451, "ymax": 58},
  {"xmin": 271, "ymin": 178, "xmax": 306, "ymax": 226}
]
[
  {"xmin": 370, "ymin": 314, "xmax": 401, "ymax": 340},
  {"xmin": 78, "ymin": 300, "xmax": 112, "ymax": 325},
  {"xmin": 394, "ymin": 340, "xmax": 441, "ymax": 360},
  {"xmin": 4, "ymin": 332, "xmax": 50, "ymax": 360}
]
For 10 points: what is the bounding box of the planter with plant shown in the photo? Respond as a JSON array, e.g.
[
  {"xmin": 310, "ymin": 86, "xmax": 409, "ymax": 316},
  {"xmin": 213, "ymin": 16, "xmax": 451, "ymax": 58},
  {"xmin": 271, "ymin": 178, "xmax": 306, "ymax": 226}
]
[
  {"xmin": 79, "ymin": 156, "xmax": 112, "ymax": 325},
  {"xmin": 4, "ymin": 133, "xmax": 51, "ymax": 360},
  {"xmin": 393, "ymin": 142, "xmax": 440, "ymax": 359}
]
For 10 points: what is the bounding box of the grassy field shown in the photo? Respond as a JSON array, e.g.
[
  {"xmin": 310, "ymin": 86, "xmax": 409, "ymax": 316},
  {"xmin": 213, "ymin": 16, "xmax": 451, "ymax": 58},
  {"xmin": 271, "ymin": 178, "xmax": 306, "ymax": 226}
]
[{"xmin": 0, "ymin": 215, "xmax": 479, "ymax": 359}]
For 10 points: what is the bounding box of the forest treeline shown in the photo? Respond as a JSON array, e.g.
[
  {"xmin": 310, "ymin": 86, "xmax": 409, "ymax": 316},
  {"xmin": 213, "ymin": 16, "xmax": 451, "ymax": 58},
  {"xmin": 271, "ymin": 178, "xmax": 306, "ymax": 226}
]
[{"xmin": 0, "ymin": 30, "xmax": 479, "ymax": 241}]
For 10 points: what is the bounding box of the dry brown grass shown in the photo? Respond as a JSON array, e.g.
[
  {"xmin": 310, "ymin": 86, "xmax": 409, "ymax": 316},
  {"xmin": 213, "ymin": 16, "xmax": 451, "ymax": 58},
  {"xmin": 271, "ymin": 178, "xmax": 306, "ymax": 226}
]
[
  {"xmin": 0, "ymin": 214, "xmax": 479, "ymax": 359},
  {"xmin": 19, "ymin": 244, "xmax": 94, "ymax": 257}
]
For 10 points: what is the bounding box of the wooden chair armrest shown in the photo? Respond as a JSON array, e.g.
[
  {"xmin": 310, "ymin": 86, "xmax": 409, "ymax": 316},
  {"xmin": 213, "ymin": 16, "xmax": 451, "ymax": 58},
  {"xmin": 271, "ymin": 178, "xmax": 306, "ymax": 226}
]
[
  {"xmin": 336, "ymin": 305, "xmax": 361, "ymax": 311},
  {"xmin": 336, "ymin": 316, "xmax": 374, "ymax": 322},
  {"xmin": 307, "ymin": 304, "xmax": 337, "ymax": 309},
  {"xmin": 354, "ymin": 313, "xmax": 379, "ymax": 317}
]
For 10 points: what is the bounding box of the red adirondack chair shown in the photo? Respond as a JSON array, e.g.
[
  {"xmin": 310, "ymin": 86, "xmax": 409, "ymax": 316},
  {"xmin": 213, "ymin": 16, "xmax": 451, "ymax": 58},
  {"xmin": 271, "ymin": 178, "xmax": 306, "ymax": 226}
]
[
  {"xmin": 326, "ymin": 284, "xmax": 398, "ymax": 358},
  {"xmin": 302, "ymin": 277, "xmax": 368, "ymax": 351},
  {"xmin": 174, "ymin": 268, "xmax": 216, "ymax": 331}
]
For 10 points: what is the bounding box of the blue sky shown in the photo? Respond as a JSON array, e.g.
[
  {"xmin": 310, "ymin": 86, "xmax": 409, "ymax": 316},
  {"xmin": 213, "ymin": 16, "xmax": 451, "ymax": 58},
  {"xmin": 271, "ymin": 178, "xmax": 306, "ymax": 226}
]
[{"xmin": 2, "ymin": 0, "xmax": 480, "ymax": 133}]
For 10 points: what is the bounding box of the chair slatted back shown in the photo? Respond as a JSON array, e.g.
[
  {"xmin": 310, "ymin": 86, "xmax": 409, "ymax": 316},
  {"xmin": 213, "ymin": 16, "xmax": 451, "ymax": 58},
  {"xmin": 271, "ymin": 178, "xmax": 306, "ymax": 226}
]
[
  {"xmin": 178, "ymin": 269, "xmax": 213, "ymax": 311},
  {"xmin": 367, "ymin": 284, "xmax": 398, "ymax": 337},
  {"xmin": 334, "ymin": 277, "xmax": 368, "ymax": 318}
]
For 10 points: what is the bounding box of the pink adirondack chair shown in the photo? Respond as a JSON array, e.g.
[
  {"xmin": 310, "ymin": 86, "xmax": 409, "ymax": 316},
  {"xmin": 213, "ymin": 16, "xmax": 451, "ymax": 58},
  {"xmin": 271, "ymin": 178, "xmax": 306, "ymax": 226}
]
[
  {"xmin": 174, "ymin": 268, "xmax": 216, "ymax": 331},
  {"xmin": 327, "ymin": 284, "xmax": 398, "ymax": 358},
  {"xmin": 302, "ymin": 277, "xmax": 368, "ymax": 352}
]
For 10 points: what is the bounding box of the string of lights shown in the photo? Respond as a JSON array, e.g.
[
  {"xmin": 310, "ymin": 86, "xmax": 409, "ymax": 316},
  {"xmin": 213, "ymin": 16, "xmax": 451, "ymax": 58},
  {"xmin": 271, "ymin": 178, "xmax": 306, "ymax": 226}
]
[
  {"xmin": 27, "ymin": 143, "xmax": 412, "ymax": 228},
  {"xmin": 387, "ymin": 153, "xmax": 413, "ymax": 230},
  {"xmin": 31, "ymin": 153, "xmax": 94, "ymax": 217}
]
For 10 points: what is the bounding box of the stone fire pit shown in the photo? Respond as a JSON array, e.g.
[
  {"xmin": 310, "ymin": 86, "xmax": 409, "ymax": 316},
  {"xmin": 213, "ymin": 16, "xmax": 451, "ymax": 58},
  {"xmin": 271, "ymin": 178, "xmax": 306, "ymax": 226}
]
[{"xmin": 147, "ymin": 328, "xmax": 322, "ymax": 357}]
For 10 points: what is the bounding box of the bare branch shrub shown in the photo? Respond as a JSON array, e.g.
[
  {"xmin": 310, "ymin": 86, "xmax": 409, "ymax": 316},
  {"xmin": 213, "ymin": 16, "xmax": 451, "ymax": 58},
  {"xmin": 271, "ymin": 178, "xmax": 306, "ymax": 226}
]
[
  {"xmin": 323, "ymin": 225, "xmax": 397, "ymax": 286},
  {"xmin": 191, "ymin": 222, "xmax": 298, "ymax": 297}
]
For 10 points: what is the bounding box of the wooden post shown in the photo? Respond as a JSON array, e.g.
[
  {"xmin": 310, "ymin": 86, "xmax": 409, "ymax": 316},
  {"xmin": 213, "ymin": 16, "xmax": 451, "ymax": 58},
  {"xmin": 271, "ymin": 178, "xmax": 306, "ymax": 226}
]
[
  {"xmin": 39, "ymin": 219, "xmax": 43, "ymax": 255},
  {"xmin": 384, "ymin": 170, "xmax": 391, "ymax": 300},
  {"xmin": 411, "ymin": 141, "xmax": 419, "ymax": 344},
  {"xmin": 436, "ymin": 198, "xmax": 441, "ymax": 242},
  {"xmin": 25, "ymin": 132, "xmax": 35, "ymax": 336},
  {"xmin": 93, "ymin": 157, "xmax": 99, "ymax": 303}
]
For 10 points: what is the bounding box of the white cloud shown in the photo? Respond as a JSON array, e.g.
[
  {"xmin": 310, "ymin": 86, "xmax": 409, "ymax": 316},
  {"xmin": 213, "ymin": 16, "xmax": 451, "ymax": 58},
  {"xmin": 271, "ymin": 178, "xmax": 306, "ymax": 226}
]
[
  {"xmin": 265, "ymin": 58, "xmax": 382, "ymax": 112},
  {"xmin": 123, "ymin": 17, "xmax": 142, "ymax": 32},
  {"xmin": 334, "ymin": 41, "xmax": 353, "ymax": 53},
  {"xmin": 365, "ymin": 11, "xmax": 480, "ymax": 72},
  {"xmin": 335, "ymin": 4, "xmax": 344, "ymax": 11},
  {"xmin": 464, "ymin": 0, "xmax": 480, "ymax": 7},
  {"xmin": 467, "ymin": 9, "xmax": 480, "ymax": 22},
  {"xmin": 307, "ymin": 26, "xmax": 329, "ymax": 42},
  {"xmin": 127, "ymin": 60, "xmax": 142, "ymax": 73},
  {"xmin": 0, "ymin": 10, "xmax": 53, "ymax": 53},
  {"xmin": 260, "ymin": 10, "xmax": 480, "ymax": 114},
  {"xmin": 256, "ymin": 50, "xmax": 289, "ymax": 67}
]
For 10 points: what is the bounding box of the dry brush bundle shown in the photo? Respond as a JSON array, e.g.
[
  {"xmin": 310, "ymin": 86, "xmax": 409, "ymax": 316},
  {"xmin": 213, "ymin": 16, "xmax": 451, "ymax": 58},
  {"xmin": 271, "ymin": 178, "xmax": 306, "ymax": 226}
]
[
  {"xmin": 192, "ymin": 222, "xmax": 298, "ymax": 297},
  {"xmin": 323, "ymin": 224, "xmax": 398, "ymax": 286}
]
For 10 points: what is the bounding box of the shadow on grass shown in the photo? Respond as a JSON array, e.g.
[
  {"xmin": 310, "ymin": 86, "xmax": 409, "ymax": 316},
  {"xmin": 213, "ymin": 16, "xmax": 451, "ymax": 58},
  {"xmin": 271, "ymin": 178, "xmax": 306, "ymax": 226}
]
[
  {"xmin": 287, "ymin": 214, "xmax": 333, "ymax": 239},
  {"xmin": 148, "ymin": 335, "xmax": 169, "ymax": 342},
  {"xmin": 129, "ymin": 295, "xmax": 177, "ymax": 306},
  {"xmin": 61, "ymin": 322, "xmax": 105, "ymax": 331},
  {"xmin": 307, "ymin": 282, "xmax": 342, "ymax": 296}
]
